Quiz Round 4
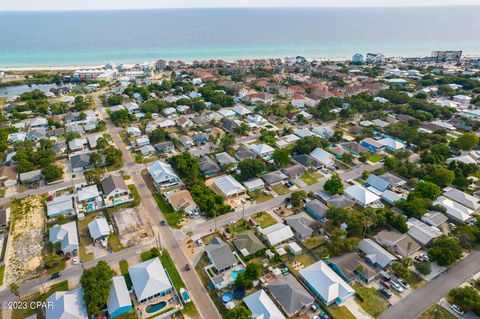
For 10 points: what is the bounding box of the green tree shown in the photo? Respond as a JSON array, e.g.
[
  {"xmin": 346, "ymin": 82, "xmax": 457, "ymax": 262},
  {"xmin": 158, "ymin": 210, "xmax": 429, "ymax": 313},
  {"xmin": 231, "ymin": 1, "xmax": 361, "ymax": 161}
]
[
  {"xmin": 411, "ymin": 181, "xmax": 441, "ymax": 200},
  {"xmin": 80, "ymin": 261, "xmax": 115, "ymax": 316},
  {"xmin": 426, "ymin": 167, "xmax": 455, "ymax": 188},
  {"xmin": 453, "ymin": 133, "xmax": 479, "ymax": 150},
  {"xmin": 290, "ymin": 191, "xmax": 307, "ymax": 208},
  {"xmin": 9, "ymin": 283, "xmax": 21, "ymax": 301},
  {"xmin": 89, "ymin": 152, "xmax": 102, "ymax": 167},
  {"xmin": 225, "ymin": 306, "xmax": 252, "ymax": 319},
  {"xmin": 427, "ymin": 236, "xmax": 463, "ymax": 267},
  {"xmin": 293, "ymin": 136, "xmax": 325, "ymax": 154},
  {"xmin": 148, "ymin": 128, "xmax": 168, "ymax": 144},
  {"xmin": 107, "ymin": 95, "xmax": 124, "ymax": 106},
  {"xmin": 271, "ymin": 148, "xmax": 291, "ymax": 168},
  {"xmin": 237, "ymin": 158, "xmax": 266, "ymax": 181},
  {"xmin": 245, "ymin": 262, "xmax": 262, "ymax": 280},
  {"xmin": 414, "ymin": 261, "xmax": 431, "ymax": 275},
  {"xmin": 41, "ymin": 164, "xmax": 63, "ymax": 183},
  {"xmin": 324, "ymin": 173, "xmax": 344, "ymax": 194},
  {"xmin": 391, "ymin": 261, "xmax": 410, "ymax": 280},
  {"xmin": 103, "ymin": 146, "xmax": 123, "ymax": 167},
  {"xmin": 341, "ymin": 152, "xmax": 354, "ymax": 164},
  {"xmin": 449, "ymin": 286, "xmax": 480, "ymax": 314}
]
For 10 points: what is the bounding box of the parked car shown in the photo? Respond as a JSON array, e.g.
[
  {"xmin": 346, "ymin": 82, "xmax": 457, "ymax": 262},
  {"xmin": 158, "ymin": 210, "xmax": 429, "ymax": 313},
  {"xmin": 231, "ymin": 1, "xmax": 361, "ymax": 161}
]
[
  {"xmin": 390, "ymin": 281, "xmax": 404, "ymax": 292},
  {"xmin": 380, "ymin": 279, "xmax": 391, "ymax": 289},
  {"xmin": 397, "ymin": 278, "xmax": 409, "ymax": 289},
  {"xmin": 414, "ymin": 255, "xmax": 423, "ymax": 263},
  {"xmin": 50, "ymin": 272, "xmax": 61, "ymax": 280},
  {"xmin": 222, "ymin": 230, "xmax": 231, "ymax": 240},
  {"xmin": 421, "ymin": 254, "xmax": 430, "ymax": 262},
  {"xmin": 378, "ymin": 288, "xmax": 392, "ymax": 299},
  {"xmin": 160, "ymin": 220, "xmax": 167, "ymax": 226},
  {"xmin": 72, "ymin": 258, "xmax": 79, "ymax": 265},
  {"xmin": 318, "ymin": 310, "xmax": 330, "ymax": 319},
  {"xmin": 451, "ymin": 304, "xmax": 464, "ymax": 316},
  {"xmin": 195, "ymin": 239, "xmax": 203, "ymax": 247},
  {"xmin": 72, "ymin": 249, "xmax": 78, "ymax": 257},
  {"xmin": 184, "ymin": 264, "xmax": 191, "ymax": 271}
]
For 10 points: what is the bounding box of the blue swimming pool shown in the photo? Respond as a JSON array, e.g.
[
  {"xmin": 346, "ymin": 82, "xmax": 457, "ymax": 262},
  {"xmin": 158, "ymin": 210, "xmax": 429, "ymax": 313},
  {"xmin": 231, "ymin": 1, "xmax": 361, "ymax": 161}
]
[
  {"xmin": 145, "ymin": 301, "xmax": 167, "ymax": 314},
  {"xmin": 230, "ymin": 269, "xmax": 246, "ymax": 282}
]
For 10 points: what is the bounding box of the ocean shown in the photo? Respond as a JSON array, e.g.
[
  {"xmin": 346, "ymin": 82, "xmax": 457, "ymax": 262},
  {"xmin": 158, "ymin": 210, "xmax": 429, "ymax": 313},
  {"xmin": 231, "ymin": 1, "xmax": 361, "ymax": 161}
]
[{"xmin": 0, "ymin": 6, "xmax": 479, "ymax": 67}]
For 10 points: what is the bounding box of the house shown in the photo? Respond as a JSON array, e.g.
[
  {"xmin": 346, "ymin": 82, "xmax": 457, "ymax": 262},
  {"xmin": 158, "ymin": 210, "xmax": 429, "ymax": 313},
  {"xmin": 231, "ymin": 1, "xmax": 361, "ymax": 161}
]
[
  {"xmin": 232, "ymin": 105, "xmax": 252, "ymax": 116},
  {"xmin": 0, "ymin": 206, "xmax": 11, "ymax": 230},
  {"xmin": 243, "ymin": 178, "xmax": 265, "ymax": 192},
  {"xmin": 375, "ymin": 230, "xmax": 421, "ymax": 258},
  {"xmin": 442, "ymin": 187, "xmax": 480, "ymax": 212},
  {"xmin": 325, "ymin": 194, "xmax": 355, "ymax": 208},
  {"xmin": 360, "ymin": 138, "xmax": 382, "ymax": 153},
  {"xmin": 358, "ymin": 239, "xmax": 397, "ymax": 269},
  {"xmin": 433, "ymin": 196, "xmax": 473, "ymax": 223},
  {"xmin": 217, "ymin": 109, "xmax": 236, "ymax": 119},
  {"xmin": 215, "ymin": 152, "xmax": 238, "ymax": 168},
  {"xmin": 199, "ymin": 156, "xmax": 222, "ymax": 177},
  {"xmin": 292, "ymin": 154, "xmax": 319, "ymax": 169},
  {"xmin": 135, "ymin": 136, "xmax": 150, "ymax": 148},
  {"xmin": 177, "ymin": 117, "xmax": 193, "ymax": 129},
  {"xmin": 87, "ymin": 134, "xmax": 103, "ymax": 149},
  {"xmin": 179, "ymin": 135, "xmax": 194, "ymax": 149},
  {"xmin": 166, "ymin": 190, "xmax": 199, "ymax": 216},
  {"xmin": 69, "ymin": 138, "xmax": 88, "ymax": 151},
  {"xmin": 282, "ymin": 164, "xmax": 306, "ymax": 179},
  {"xmin": 407, "ymin": 218, "xmax": 442, "ymax": 246},
  {"xmin": 259, "ymin": 223, "xmax": 294, "ymax": 246},
  {"xmin": 299, "ymin": 260, "xmax": 355, "ymax": 305},
  {"xmin": 327, "ymin": 252, "xmax": 376, "ymax": 284},
  {"xmin": 88, "ymin": 217, "xmax": 111, "ymax": 241},
  {"xmin": 291, "ymin": 95, "xmax": 306, "ymax": 109},
  {"xmin": 46, "ymin": 288, "xmax": 88, "ymax": 319},
  {"xmin": 213, "ymin": 175, "xmax": 246, "ymax": 197},
  {"xmin": 49, "ymin": 221, "xmax": 79, "ymax": 255},
  {"xmin": 154, "ymin": 141, "xmax": 175, "ymax": 153},
  {"xmin": 205, "ymin": 237, "xmax": 239, "ymax": 272},
  {"xmin": 345, "ymin": 184, "xmax": 381, "ymax": 207},
  {"xmin": 77, "ymin": 185, "xmax": 101, "ymax": 203},
  {"xmin": 269, "ymin": 274, "xmax": 314, "ymax": 317},
  {"xmin": 342, "ymin": 142, "xmax": 369, "ymax": 155},
  {"xmin": 46, "ymin": 195, "xmax": 75, "ymax": 218},
  {"xmin": 250, "ymin": 143, "xmax": 275, "ymax": 159},
  {"xmin": 107, "ymin": 276, "xmax": 133, "ymax": 318},
  {"xmin": 70, "ymin": 153, "xmax": 93, "ymax": 172},
  {"xmin": 129, "ymin": 258, "xmax": 173, "ymax": 303},
  {"xmin": 0, "ymin": 165, "xmax": 18, "ymax": 187},
  {"xmin": 193, "ymin": 133, "xmax": 209, "ymax": 144},
  {"xmin": 378, "ymin": 137, "xmax": 406, "ymax": 152},
  {"xmin": 262, "ymin": 170, "xmax": 288, "ymax": 186},
  {"xmin": 233, "ymin": 231, "xmax": 266, "ymax": 257},
  {"xmin": 140, "ymin": 145, "xmax": 155, "ymax": 156},
  {"xmin": 421, "ymin": 211, "xmax": 448, "ymax": 228},
  {"xmin": 311, "ymin": 126, "xmax": 334, "ymax": 139},
  {"xmin": 379, "ymin": 172, "xmax": 407, "ymax": 187},
  {"xmin": 19, "ymin": 169, "xmax": 43, "ymax": 183},
  {"xmin": 235, "ymin": 146, "xmax": 257, "ymax": 161},
  {"xmin": 310, "ymin": 148, "xmax": 335, "ymax": 167},
  {"xmin": 365, "ymin": 175, "xmax": 391, "ymax": 192},
  {"xmin": 285, "ymin": 212, "xmax": 315, "ymax": 240},
  {"xmin": 101, "ymin": 175, "xmax": 130, "ymax": 203},
  {"xmin": 148, "ymin": 161, "xmax": 181, "ymax": 188},
  {"xmin": 381, "ymin": 190, "xmax": 404, "ymax": 204},
  {"xmin": 222, "ymin": 120, "xmax": 240, "ymax": 133},
  {"xmin": 243, "ymin": 290, "xmax": 286, "ymax": 319},
  {"xmin": 304, "ymin": 199, "xmax": 329, "ymax": 221}
]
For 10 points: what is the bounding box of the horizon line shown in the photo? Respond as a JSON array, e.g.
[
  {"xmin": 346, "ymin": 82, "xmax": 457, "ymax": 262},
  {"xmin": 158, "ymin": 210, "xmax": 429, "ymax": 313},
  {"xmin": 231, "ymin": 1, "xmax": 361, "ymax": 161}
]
[{"xmin": 2, "ymin": 4, "xmax": 480, "ymax": 12}]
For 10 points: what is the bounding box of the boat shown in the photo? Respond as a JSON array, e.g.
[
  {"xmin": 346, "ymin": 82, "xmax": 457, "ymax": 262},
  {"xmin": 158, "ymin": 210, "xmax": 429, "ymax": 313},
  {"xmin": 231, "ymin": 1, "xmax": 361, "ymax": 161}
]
[{"xmin": 179, "ymin": 288, "xmax": 191, "ymax": 303}]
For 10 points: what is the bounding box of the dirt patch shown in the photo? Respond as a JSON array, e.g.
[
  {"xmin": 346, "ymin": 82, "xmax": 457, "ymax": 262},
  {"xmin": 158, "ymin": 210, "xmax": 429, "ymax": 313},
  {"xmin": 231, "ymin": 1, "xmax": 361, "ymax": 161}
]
[{"xmin": 111, "ymin": 207, "xmax": 153, "ymax": 246}]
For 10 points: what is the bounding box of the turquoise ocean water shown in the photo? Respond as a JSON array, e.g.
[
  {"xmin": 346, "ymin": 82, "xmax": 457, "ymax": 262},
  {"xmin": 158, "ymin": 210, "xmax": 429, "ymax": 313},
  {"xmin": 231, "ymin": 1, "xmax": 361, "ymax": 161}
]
[{"xmin": 0, "ymin": 7, "xmax": 479, "ymax": 67}]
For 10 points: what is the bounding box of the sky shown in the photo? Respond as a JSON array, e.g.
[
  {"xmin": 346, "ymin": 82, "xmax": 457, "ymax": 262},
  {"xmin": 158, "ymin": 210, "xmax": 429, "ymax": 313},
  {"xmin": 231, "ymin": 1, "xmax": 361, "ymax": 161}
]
[{"xmin": 1, "ymin": 0, "xmax": 479, "ymax": 11}]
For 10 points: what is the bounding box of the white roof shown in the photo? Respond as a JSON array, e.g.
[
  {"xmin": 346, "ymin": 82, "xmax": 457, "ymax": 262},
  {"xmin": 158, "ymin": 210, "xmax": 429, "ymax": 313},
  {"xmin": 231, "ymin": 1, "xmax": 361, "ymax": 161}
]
[
  {"xmin": 213, "ymin": 175, "xmax": 246, "ymax": 197},
  {"xmin": 218, "ymin": 109, "xmax": 236, "ymax": 118},
  {"xmin": 158, "ymin": 119, "xmax": 175, "ymax": 128},
  {"xmin": 46, "ymin": 195, "xmax": 74, "ymax": 217},
  {"xmin": 260, "ymin": 223, "xmax": 294, "ymax": 246},
  {"xmin": 243, "ymin": 290, "xmax": 286, "ymax": 319},
  {"xmin": 243, "ymin": 178, "xmax": 265, "ymax": 191},
  {"xmin": 378, "ymin": 137, "xmax": 405, "ymax": 150},
  {"xmin": 233, "ymin": 105, "xmax": 252, "ymax": 115},
  {"xmin": 433, "ymin": 196, "xmax": 473, "ymax": 223},
  {"xmin": 46, "ymin": 288, "xmax": 88, "ymax": 319},
  {"xmin": 443, "ymin": 187, "xmax": 480, "ymax": 211},
  {"xmin": 49, "ymin": 221, "xmax": 79, "ymax": 253},
  {"xmin": 148, "ymin": 161, "xmax": 179, "ymax": 184},
  {"xmin": 310, "ymin": 148, "xmax": 334, "ymax": 166},
  {"xmin": 77, "ymin": 185, "xmax": 100, "ymax": 202},
  {"xmin": 407, "ymin": 218, "xmax": 442, "ymax": 245},
  {"xmin": 87, "ymin": 217, "xmax": 111, "ymax": 240},
  {"xmin": 299, "ymin": 261, "xmax": 354, "ymax": 305},
  {"xmin": 107, "ymin": 276, "xmax": 132, "ymax": 315},
  {"xmin": 293, "ymin": 128, "xmax": 313, "ymax": 138},
  {"xmin": 345, "ymin": 184, "xmax": 380, "ymax": 206},
  {"xmin": 250, "ymin": 143, "xmax": 275, "ymax": 156},
  {"xmin": 129, "ymin": 258, "xmax": 172, "ymax": 301}
]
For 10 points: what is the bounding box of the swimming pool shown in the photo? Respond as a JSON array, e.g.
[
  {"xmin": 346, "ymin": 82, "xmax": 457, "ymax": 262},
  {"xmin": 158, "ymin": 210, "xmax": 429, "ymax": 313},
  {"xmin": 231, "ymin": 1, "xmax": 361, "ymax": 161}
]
[
  {"xmin": 86, "ymin": 203, "xmax": 95, "ymax": 212},
  {"xmin": 145, "ymin": 301, "xmax": 167, "ymax": 314},
  {"xmin": 230, "ymin": 269, "xmax": 246, "ymax": 282}
]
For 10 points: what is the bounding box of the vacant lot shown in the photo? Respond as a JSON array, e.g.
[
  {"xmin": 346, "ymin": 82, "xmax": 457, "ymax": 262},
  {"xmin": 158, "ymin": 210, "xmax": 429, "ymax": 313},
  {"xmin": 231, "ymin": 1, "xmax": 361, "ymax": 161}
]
[
  {"xmin": 418, "ymin": 304, "xmax": 456, "ymax": 319},
  {"xmin": 111, "ymin": 207, "xmax": 153, "ymax": 246},
  {"xmin": 253, "ymin": 211, "xmax": 277, "ymax": 228},
  {"xmin": 353, "ymin": 283, "xmax": 390, "ymax": 318},
  {"xmin": 329, "ymin": 305, "xmax": 356, "ymax": 319}
]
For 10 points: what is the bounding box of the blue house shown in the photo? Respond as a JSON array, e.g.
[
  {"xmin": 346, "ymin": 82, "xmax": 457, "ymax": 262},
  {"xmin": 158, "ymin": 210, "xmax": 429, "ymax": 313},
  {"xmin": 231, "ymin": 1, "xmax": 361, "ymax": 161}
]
[
  {"xmin": 304, "ymin": 199, "xmax": 328, "ymax": 221},
  {"xmin": 365, "ymin": 175, "xmax": 391, "ymax": 192},
  {"xmin": 107, "ymin": 276, "xmax": 133, "ymax": 318},
  {"xmin": 327, "ymin": 253, "xmax": 376, "ymax": 284},
  {"xmin": 360, "ymin": 138, "xmax": 382, "ymax": 153},
  {"xmin": 193, "ymin": 133, "xmax": 209, "ymax": 144}
]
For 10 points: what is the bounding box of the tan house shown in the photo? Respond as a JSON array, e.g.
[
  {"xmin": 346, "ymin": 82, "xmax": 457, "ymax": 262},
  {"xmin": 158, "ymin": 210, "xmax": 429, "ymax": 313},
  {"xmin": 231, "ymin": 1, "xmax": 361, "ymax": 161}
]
[
  {"xmin": 375, "ymin": 230, "xmax": 421, "ymax": 258},
  {"xmin": 166, "ymin": 190, "xmax": 199, "ymax": 216},
  {"xmin": 0, "ymin": 165, "xmax": 18, "ymax": 187}
]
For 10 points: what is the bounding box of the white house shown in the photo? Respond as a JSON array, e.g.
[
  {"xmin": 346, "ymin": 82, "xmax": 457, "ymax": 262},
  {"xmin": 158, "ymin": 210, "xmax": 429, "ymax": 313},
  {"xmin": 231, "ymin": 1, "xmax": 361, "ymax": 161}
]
[
  {"xmin": 259, "ymin": 223, "xmax": 294, "ymax": 246},
  {"xmin": 250, "ymin": 143, "xmax": 275, "ymax": 159},
  {"xmin": 243, "ymin": 290, "xmax": 285, "ymax": 319},
  {"xmin": 49, "ymin": 221, "xmax": 79, "ymax": 255},
  {"xmin": 88, "ymin": 217, "xmax": 111, "ymax": 241},
  {"xmin": 310, "ymin": 148, "xmax": 335, "ymax": 167},
  {"xmin": 148, "ymin": 161, "xmax": 181, "ymax": 188},
  {"xmin": 213, "ymin": 175, "xmax": 246, "ymax": 197},
  {"xmin": 345, "ymin": 184, "xmax": 381, "ymax": 207},
  {"xmin": 46, "ymin": 288, "xmax": 88, "ymax": 319},
  {"xmin": 128, "ymin": 258, "xmax": 173, "ymax": 303}
]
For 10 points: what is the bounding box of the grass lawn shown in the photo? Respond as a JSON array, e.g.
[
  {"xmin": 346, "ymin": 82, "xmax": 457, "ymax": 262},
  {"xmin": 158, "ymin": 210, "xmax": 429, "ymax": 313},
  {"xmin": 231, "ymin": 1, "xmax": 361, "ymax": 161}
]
[
  {"xmin": 289, "ymin": 252, "xmax": 318, "ymax": 275},
  {"xmin": 12, "ymin": 280, "xmax": 68, "ymax": 319},
  {"xmin": 119, "ymin": 260, "xmax": 133, "ymax": 290},
  {"xmin": 108, "ymin": 234, "xmax": 124, "ymax": 252},
  {"xmin": 77, "ymin": 212, "xmax": 101, "ymax": 262},
  {"xmin": 253, "ymin": 211, "xmax": 277, "ymax": 228},
  {"xmin": 367, "ymin": 154, "xmax": 384, "ymax": 163},
  {"xmin": 406, "ymin": 270, "xmax": 426, "ymax": 289},
  {"xmin": 329, "ymin": 305, "xmax": 356, "ymax": 319},
  {"xmin": 0, "ymin": 264, "xmax": 4, "ymax": 285},
  {"xmin": 353, "ymin": 283, "xmax": 390, "ymax": 318},
  {"xmin": 304, "ymin": 235, "xmax": 327, "ymax": 249},
  {"xmin": 271, "ymin": 183, "xmax": 292, "ymax": 195},
  {"xmin": 153, "ymin": 194, "xmax": 182, "ymax": 229},
  {"xmin": 418, "ymin": 304, "xmax": 456, "ymax": 319},
  {"xmin": 225, "ymin": 219, "xmax": 250, "ymax": 235},
  {"xmin": 248, "ymin": 190, "xmax": 274, "ymax": 203},
  {"xmin": 300, "ymin": 172, "xmax": 318, "ymax": 186}
]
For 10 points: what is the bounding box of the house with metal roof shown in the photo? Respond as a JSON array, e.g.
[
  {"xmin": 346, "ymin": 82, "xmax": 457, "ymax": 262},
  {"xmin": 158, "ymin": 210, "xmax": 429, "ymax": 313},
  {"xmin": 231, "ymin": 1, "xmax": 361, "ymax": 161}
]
[
  {"xmin": 233, "ymin": 231, "xmax": 266, "ymax": 257},
  {"xmin": 205, "ymin": 237, "xmax": 239, "ymax": 272},
  {"xmin": 49, "ymin": 221, "xmax": 79, "ymax": 256},
  {"xmin": 378, "ymin": 137, "xmax": 406, "ymax": 152},
  {"xmin": 310, "ymin": 148, "xmax": 335, "ymax": 167},
  {"xmin": 358, "ymin": 239, "xmax": 397, "ymax": 269},
  {"xmin": 243, "ymin": 178, "xmax": 265, "ymax": 192},
  {"xmin": 299, "ymin": 260, "xmax": 354, "ymax": 306},
  {"xmin": 421, "ymin": 211, "xmax": 448, "ymax": 228},
  {"xmin": 407, "ymin": 218, "xmax": 442, "ymax": 246},
  {"xmin": 285, "ymin": 212, "xmax": 315, "ymax": 240},
  {"xmin": 88, "ymin": 217, "xmax": 111, "ymax": 241},
  {"xmin": 269, "ymin": 274, "xmax": 314, "ymax": 317},
  {"xmin": 443, "ymin": 187, "xmax": 480, "ymax": 212},
  {"xmin": 46, "ymin": 288, "xmax": 88, "ymax": 319},
  {"xmin": 128, "ymin": 258, "xmax": 173, "ymax": 303},
  {"xmin": 46, "ymin": 195, "xmax": 75, "ymax": 217},
  {"xmin": 147, "ymin": 161, "xmax": 181, "ymax": 189},
  {"xmin": 433, "ymin": 196, "xmax": 473, "ymax": 223},
  {"xmin": 107, "ymin": 276, "xmax": 133, "ymax": 318},
  {"xmin": 250, "ymin": 143, "xmax": 275, "ymax": 160},
  {"xmin": 212, "ymin": 175, "xmax": 246, "ymax": 197},
  {"xmin": 259, "ymin": 223, "xmax": 294, "ymax": 247},
  {"xmin": 365, "ymin": 175, "xmax": 391, "ymax": 192},
  {"xmin": 304, "ymin": 199, "xmax": 329, "ymax": 221},
  {"xmin": 345, "ymin": 184, "xmax": 381, "ymax": 207},
  {"xmin": 243, "ymin": 290, "xmax": 286, "ymax": 319}
]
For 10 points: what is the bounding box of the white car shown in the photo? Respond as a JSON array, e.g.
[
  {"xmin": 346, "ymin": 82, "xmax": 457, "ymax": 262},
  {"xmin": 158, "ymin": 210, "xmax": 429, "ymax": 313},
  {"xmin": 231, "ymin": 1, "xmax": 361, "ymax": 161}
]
[
  {"xmin": 72, "ymin": 258, "xmax": 79, "ymax": 265},
  {"xmin": 397, "ymin": 278, "xmax": 410, "ymax": 289},
  {"xmin": 390, "ymin": 281, "xmax": 404, "ymax": 293},
  {"xmin": 451, "ymin": 304, "xmax": 464, "ymax": 316}
]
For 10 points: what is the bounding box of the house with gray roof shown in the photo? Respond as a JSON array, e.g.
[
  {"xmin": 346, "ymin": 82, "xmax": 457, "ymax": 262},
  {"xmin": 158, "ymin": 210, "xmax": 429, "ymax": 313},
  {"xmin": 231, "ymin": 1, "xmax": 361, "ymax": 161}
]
[
  {"xmin": 282, "ymin": 164, "xmax": 306, "ymax": 179},
  {"xmin": 304, "ymin": 199, "xmax": 328, "ymax": 221},
  {"xmin": 107, "ymin": 276, "xmax": 133, "ymax": 318},
  {"xmin": 358, "ymin": 238, "xmax": 397, "ymax": 269},
  {"xmin": 233, "ymin": 231, "xmax": 266, "ymax": 257},
  {"xmin": 199, "ymin": 156, "xmax": 221, "ymax": 177},
  {"xmin": 262, "ymin": 170, "xmax": 288, "ymax": 185},
  {"xmin": 46, "ymin": 288, "xmax": 88, "ymax": 319},
  {"xmin": 49, "ymin": 221, "xmax": 79, "ymax": 256},
  {"xmin": 443, "ymin": 187, "xmax": 480, "ymax": 212},
  {"xmin": 101, "ymin": 174, "xmax": 130, "ymax": 205},
  {"xmin": 269, "ymin": 274, "xmax": 314, "ymax": 317},
  {"xmin": 379, "ymin": 172, "xmax": 406, "ymax": 187},
  {"xmin": 375, "ymin": 230, "xmax": 421, "ymax": 258},
  {"xmin": 234, "ymin": 146, "xmax": 257, "ymax": 161},
  {"xmin": 205, "ymin": 237, "xmax": 239, "ymax": 272},
  {"xmin": 128, "ymin": 258, "xmax": 173, "ymax": 303},
  {"xmin": 421, "ymin": 211, "xmax": 448, "ymax": 228},
  {"xmin": 70, "ymin": 152, "xmax": 93, "ymax": 172},
  {"xmin": 46, "ymin": 195, "xmax": 75, "ymax": 217},
  {"xmin": 215, "ymin": 152, "xmax": 238, "ymax": 168},
  {"xmin": 285, "ymin": 212, "xmax": 315, "ymax": 240},
  {"xmin": 365, "ymin": 174, "xmax": 391, "ymax": 192}
]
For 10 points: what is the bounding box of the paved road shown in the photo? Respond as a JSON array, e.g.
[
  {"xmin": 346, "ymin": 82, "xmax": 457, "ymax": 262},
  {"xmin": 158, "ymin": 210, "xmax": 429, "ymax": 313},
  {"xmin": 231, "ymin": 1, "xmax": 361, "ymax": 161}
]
[
  {"xmin": 95, "ymin": 96, "xmax": 222, "ymax": 319},
  {"xmin": 185, "ymin": 162, "xmax": 383, "ymax": 238},
  {"xmin": 380, "ymin": 250, "xmax": 480, "ymax": 319}
]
